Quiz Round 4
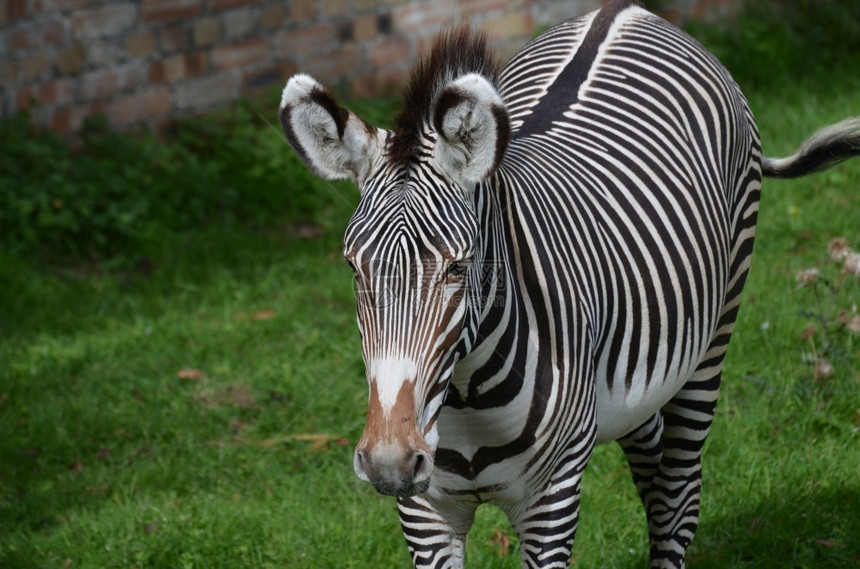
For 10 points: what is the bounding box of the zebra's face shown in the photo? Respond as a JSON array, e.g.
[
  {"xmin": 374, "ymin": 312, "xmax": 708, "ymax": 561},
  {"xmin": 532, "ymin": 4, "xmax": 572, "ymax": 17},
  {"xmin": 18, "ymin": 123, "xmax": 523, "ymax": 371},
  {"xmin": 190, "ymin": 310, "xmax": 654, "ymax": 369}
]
[
  {"xmin": 343, "ymin": 166, "xmax": 479, "ymax": 497},
  {"xmin": 280, "ymin": 69, "xmax": 509, "ymax": 497}
]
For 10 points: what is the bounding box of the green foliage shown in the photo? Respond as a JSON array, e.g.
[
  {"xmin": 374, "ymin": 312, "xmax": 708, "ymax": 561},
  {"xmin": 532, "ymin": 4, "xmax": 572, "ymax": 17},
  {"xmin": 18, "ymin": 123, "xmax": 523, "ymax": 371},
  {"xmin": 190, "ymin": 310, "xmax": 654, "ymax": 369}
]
[
  {"xmin": 0, "ymin": 103, "xmax": 358, "ymax": 261},
  {"xmin": 687, "ymin": 0, "xmax": 860, "ymax": 92}
]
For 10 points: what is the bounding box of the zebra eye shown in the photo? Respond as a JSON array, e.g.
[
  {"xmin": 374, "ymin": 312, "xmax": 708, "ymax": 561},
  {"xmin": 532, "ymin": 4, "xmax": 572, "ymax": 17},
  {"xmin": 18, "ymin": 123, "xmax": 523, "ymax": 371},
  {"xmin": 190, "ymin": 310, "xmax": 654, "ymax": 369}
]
[{"xmin": 444, "ymin": 260, "xmax": 469, "ymax": 283}]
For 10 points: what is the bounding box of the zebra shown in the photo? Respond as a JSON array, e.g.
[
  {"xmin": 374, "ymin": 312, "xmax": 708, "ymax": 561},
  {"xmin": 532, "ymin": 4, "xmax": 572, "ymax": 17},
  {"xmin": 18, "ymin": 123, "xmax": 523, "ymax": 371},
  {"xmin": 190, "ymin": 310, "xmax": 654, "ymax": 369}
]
[{"xmin": 279, "ymin": 0, "xmax": 860, "ymax": 567}]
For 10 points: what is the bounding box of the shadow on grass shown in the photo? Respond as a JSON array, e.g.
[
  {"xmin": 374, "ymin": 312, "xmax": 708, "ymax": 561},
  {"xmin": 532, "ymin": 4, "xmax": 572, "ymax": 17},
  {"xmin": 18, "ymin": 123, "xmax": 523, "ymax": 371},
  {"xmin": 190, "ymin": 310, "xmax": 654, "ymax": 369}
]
[
  {"xmin": 692, "ymin": 486, "xmax": 860, "ymax": 568},
  {"xmin": 0, "ymin": 225, "xmax": 346, "ymax": 340}
]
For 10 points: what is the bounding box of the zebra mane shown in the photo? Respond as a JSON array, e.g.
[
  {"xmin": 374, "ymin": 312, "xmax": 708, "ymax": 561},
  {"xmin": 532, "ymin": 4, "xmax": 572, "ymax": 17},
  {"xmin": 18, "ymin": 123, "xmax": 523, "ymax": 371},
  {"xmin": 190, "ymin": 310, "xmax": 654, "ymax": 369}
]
[{"xmin": 388, "ymin": 24, "xmax": 501, "ymax": 165}]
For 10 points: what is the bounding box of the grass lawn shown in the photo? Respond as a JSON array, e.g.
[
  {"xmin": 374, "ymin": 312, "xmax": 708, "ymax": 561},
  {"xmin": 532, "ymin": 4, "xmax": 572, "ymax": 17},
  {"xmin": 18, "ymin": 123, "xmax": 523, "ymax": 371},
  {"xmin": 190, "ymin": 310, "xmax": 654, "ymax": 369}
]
[{"xmin": 2, "ymin": 28, "xmax": 859, "ymax": 569}]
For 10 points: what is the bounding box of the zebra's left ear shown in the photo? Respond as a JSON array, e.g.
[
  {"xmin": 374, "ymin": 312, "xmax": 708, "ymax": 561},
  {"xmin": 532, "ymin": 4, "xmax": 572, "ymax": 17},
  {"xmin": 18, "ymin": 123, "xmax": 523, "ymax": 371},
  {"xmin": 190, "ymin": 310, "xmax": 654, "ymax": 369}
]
[{"xmin": 432, "ymin": 73, "xmax": 510, "ymax": 186}]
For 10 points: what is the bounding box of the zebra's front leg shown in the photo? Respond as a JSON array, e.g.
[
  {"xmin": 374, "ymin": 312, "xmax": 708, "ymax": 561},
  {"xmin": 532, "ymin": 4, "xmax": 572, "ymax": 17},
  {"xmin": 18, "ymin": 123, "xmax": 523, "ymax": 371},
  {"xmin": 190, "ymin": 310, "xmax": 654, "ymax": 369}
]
[
  {"xmin": 510, "ymin": 438, "xmax": 593, "ymax": 568},
  {"xmin": 397, "ymin": 495, "xmax": 476, "ymax": 569}
]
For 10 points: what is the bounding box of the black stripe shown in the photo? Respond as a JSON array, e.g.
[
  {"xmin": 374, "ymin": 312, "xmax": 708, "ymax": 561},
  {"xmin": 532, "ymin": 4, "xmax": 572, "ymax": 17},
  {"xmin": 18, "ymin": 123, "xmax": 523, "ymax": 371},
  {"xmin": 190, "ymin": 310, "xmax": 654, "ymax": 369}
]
[{"xmin": 516, "ymin": 0, "xmax": 640, "ymax": 138}]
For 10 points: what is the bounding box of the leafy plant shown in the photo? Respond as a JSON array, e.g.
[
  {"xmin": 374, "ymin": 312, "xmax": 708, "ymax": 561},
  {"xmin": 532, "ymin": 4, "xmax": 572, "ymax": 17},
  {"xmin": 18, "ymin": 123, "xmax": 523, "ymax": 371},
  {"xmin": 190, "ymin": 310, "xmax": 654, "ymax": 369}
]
[
  {"xmin": 686, "ymin": 0, "xmax": 860, "ymax": 92},
  {"xmin": 0, "ymin": 102, "xmax": 361, "ymax": 262},
  {"xmin": 795, "ymin": 238, "xmax": 860, "ymax": 384}
]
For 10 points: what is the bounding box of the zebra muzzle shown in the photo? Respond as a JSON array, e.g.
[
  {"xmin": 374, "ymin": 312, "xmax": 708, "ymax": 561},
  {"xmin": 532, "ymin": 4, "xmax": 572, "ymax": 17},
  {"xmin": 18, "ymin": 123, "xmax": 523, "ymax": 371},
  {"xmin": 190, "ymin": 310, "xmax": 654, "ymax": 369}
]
[{"xmin": 353, "ymin": 446, "xmax": 434, "ymax": 497}]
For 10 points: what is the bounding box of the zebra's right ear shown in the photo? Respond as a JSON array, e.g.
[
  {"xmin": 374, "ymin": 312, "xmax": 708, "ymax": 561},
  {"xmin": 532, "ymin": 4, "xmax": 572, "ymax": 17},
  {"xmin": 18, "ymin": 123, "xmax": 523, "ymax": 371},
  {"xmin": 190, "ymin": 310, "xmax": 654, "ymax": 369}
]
[
  {"xmin": 432, "ymin": 73, "xmax": 510, "ymax": 186},
  {"xmin": 280, "ymin": 74, "xmax": 383, "ymax": 183}
]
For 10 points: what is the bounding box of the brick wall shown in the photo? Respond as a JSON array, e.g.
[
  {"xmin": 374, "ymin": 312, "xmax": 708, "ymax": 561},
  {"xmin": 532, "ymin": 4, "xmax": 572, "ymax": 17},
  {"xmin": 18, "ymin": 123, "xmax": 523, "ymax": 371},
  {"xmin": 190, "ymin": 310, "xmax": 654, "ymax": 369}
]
[{"xmin": 0, "ymin": 0, "xmax": 736, "ymax": 134}]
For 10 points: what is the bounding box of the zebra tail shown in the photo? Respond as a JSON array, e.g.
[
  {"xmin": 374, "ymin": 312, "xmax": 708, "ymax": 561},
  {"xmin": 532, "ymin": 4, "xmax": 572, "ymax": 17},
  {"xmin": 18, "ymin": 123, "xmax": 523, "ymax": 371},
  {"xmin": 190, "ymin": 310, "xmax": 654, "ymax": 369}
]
[{"xmin": 762, "ymin": 117, "xmax": 860, "ymax": 179}]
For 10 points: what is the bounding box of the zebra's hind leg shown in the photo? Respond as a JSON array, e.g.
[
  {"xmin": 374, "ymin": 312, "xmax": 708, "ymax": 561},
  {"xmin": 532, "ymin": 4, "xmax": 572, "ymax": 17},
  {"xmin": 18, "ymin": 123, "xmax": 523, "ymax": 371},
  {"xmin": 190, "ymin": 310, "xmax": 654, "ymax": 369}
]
[
  {"xmin": 644, "ymin": 372, "xmax": 721, "ymax": 569},
  {"xmin": 397, "ymin": 494, "xmax": 475, "ymax": 569},
  {"xmin": 618, "ymin": 412, "xmax": 664, "ymax": 506}
]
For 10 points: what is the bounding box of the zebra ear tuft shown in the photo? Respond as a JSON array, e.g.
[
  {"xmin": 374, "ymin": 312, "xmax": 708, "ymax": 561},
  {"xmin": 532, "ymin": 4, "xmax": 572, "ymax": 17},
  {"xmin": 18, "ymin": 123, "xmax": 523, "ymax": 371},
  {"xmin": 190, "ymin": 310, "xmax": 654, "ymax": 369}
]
[
  {"xmin": 432, "ymin": 73, "xmax": 510, "ymax": 185},
  {"xmin": 280, "ymin": 74, "xmax": 383, "ymax": 183}
]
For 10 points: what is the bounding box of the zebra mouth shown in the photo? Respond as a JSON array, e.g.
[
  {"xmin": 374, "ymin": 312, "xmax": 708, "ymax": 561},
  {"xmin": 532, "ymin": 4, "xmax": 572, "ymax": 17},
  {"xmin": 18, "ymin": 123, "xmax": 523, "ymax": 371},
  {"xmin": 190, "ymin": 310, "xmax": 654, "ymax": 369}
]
[{"xmin": 373, "ymin": 478, "xmax": 431, "ymax": 498}]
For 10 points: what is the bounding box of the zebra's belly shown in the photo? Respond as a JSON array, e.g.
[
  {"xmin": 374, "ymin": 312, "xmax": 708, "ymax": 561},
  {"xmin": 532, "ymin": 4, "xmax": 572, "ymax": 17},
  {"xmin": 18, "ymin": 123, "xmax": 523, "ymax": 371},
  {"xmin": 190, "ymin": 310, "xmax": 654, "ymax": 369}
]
[{"xmin": 593, "ymin": 357, "xmax": 699, "ymax": 443}]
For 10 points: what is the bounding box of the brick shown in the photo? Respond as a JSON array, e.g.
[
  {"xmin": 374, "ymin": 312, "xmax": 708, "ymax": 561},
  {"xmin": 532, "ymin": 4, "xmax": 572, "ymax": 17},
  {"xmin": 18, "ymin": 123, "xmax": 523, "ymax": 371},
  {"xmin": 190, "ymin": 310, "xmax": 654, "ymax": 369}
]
[
  {"xmin": 159, "ymin": 24, "xmax": 191, "ymax": 52},
  {"xmin": 15, "ymin": 87, "xmax": 35, "ymax": 111},
  {"xmin": 7, "ymin": 26, "xmax": 31, "ymax": 51},
  {"xmin": 272, "ymin": 25, "xmax": 335, "ymax": 59},
  {"xmin": 19, "ymin": 50, "xmax": 51, "ymax": 81},
  {"xmin": 355, "ymin": 0, "xmax": 382, "ymax": 9},
  {"xmin": 224, "ymin": 7, "xmax": 255, "ymax": 40},
  {"xmin": 149, "ymin": 51, "xmax": 207, "ymax": 83},
  {"xmin": 147, "ymin": 52, "xmax": 201, "ymax": 84},
  {"xmin": 260, "ymin": 3, "xmax": 285, "ymax": 31},
  {"xmin": 321, "ymin": 0, "xmax": 349, "ymax": 17},
  {"xmin": 52, "ymin": 106, "xmax": 100, "ymax": 133},
  {"xmin": 212, "ymin": 38, "xmax": 267, "ymax": 70},
  {"xmin": 174, "ymin": 71, "xmax": 239, "ymax": 111},
  {"xmin": 72, "ymin": 3, "xmax": 136, "ymax": 40},
  {"xmin": 119, "ymin": 62, "xmax": 148, "ymax": 92},
  {"xmin": 185, "ymin": 52, "xmax": 207, "ymax": 77},
  {"xmin": 142, "ymin": 0, "xmax": 202, "ymax": 23},
  {"xmin": 369, "ymin": 37, "xmax": 410, "ymax": 67},
  {"xmin": 351, "ymin": 67, "xmax": 406, "ymax": 98},
  {"xmin": 241, "ymin": 63, "xmax": 293, "ymax": 98},
  {"xmin": 54, "ymin": 0, "xmax": 103, "ymax": 11},
  {"xmin": 289, "ymin": 0, "xmax": 316, "ymax": 22},
  {"xmin": 0, "ymin": 61, "xmax": 17, "ymax": 86},
  {"xmin": 50, "ymin": 107, "xmax": 76, "ymax": 132},
  {"xmin": 395, "ymin": 2, "xmax": 457, "ymax": 35},
  {"xmin": 353, "ymin": 13, "xmax": 379, "ymax": 42},
  {"xmin": 108, "ymin": 88, "xmax": 171, "ymax": 125},
  {"xmin": 25, "ymin": 18, "xmax": 67, "ymax": 46},
  {"xmin": 86, "ymin": 39, "xmax": 123, "ymax": 67},
  {"xmin": 126, "ymin": 30, "xmax": 156, "ymax": 59},
  {"xmin": 89, "ymin": 100, "xmax": 107, "ymax": 118},
  {"xmin": 487, "ymin": 10, "xmax": 534, "ymax": 38},
  {"xmin": 459, "ymin": 0, "xmax": 510, "ymax": 17},
  {"xmin": 193, "ymin": 17, "xmax": 222, "ymax": 48},
  {"xmin": 162, "ymin": 54, "xmax": 187, "ymax": 82},
  {"xmin": 147, "ymin": 60, "xmax": 166, "ymax": 83},
  {"xmin": 210, "ymin": 0, "xmax": 256, "ymax": 10},
  {"xmin": 37, "ymin": 78, "xmax": 76, "ymax": 107},
  {"xmin": 81, "ymin": 69, "xmax": 119, "ymax": 100},
  {"xmin": 305, "ymin": 45, "xmax": 361, "ymax": 84},
  {"xmin": 56, "ymin": 44, "xmax": 86, "ymax": 74},
  {"xmin": 7, "ymin": 0, "xmax": 27, "ymax": 20}
]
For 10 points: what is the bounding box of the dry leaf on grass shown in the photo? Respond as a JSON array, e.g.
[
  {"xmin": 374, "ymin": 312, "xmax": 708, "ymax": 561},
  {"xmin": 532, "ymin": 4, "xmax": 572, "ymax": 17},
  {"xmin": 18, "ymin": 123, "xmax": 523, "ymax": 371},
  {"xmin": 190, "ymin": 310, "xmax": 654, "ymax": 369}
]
[
  {"xmin": 177, "ymin": 368, "xmax": 205, "ymax": 380},
  {"xmin": 251, "ymin": 309, "xmax": 277, "ymax": 321},
  {"xmin": 490, "ymin": 528, "xmax": 512, "ymax": 557}
]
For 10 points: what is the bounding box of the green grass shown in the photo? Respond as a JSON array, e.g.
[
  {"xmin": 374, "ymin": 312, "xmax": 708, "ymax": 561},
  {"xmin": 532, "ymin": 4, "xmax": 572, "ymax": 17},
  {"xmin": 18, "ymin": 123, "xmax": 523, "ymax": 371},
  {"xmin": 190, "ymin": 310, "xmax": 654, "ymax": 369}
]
[{"xmin": 2, "ymin": 17, "xmax": 860, "ymax": 569}]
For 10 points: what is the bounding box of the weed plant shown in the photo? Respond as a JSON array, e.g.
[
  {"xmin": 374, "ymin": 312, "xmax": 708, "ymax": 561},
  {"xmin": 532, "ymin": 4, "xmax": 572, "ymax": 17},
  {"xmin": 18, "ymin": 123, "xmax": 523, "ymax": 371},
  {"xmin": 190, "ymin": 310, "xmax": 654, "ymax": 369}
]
[{"xmin": 0, "ymin": 105, "xmax": 356, "ymax": 261}]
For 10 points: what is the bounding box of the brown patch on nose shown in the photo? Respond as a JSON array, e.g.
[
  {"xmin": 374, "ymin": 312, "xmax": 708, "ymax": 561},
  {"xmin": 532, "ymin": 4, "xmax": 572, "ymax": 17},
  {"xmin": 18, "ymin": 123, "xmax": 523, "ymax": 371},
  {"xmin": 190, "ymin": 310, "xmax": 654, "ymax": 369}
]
[{"xmin": 357, "ymin": 379, "xmax": 430, "ymax": 454}]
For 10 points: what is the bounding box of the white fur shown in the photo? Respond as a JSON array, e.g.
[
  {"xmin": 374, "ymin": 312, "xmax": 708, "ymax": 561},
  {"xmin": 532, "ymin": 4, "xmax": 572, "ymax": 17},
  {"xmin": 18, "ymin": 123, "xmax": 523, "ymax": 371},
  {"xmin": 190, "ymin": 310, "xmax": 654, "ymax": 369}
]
[
  {"xmin": 433, "ymin": 73, "xmax": 508, "ymax": 186},
  {"xmin": 369, "ymin": 357, "xmax": 419, "ymax": 416}
]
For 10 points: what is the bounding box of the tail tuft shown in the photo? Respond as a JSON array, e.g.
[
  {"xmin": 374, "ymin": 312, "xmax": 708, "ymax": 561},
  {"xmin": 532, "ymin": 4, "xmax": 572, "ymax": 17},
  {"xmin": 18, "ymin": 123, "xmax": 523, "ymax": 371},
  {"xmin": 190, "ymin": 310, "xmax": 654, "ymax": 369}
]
[{"xmin": 763, "ymin": 117, "xmax": 860, "ymax": 179}]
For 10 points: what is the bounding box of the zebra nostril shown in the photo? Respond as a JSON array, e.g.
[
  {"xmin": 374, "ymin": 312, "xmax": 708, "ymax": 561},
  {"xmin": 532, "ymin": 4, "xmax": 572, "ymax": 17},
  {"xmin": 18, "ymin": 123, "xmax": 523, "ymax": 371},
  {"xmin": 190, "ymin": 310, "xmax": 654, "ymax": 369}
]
[
  {"xmin": 412, "ymin": 450, "xmax": 433, "ymax": 482},
  {"xmin": 353, "ymin": 449, "xmax": 371, "ymax": 482}
]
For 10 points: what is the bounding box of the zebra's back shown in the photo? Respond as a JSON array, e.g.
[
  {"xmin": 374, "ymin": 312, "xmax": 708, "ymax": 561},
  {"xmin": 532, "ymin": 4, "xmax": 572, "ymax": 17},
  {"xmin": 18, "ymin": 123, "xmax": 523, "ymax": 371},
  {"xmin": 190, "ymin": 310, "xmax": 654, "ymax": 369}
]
[{"xmin": 493, "ymin": 4, "xmax": 762, "ymax": 441}]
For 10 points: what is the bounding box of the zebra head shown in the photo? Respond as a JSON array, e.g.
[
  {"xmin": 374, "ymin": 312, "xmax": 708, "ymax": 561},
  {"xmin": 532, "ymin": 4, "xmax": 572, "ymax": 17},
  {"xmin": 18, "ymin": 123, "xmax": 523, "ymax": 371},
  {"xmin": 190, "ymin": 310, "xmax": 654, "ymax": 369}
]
[{"xmin": 279, "ymin": 28, "xmax": 509, "ymax": 497}]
